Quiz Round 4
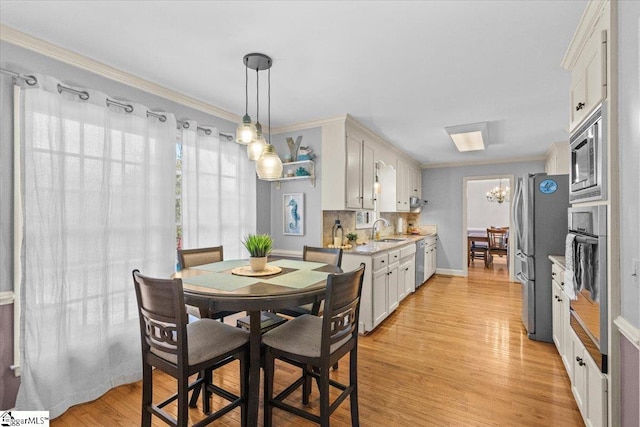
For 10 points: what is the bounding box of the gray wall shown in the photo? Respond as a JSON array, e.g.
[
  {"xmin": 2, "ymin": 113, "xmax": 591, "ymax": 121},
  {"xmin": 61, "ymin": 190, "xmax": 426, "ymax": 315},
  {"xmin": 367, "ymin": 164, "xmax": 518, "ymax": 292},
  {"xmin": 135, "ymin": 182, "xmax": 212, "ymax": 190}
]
[
  {"xmin": 421, "ymin": 160, "xmax": 545, "ymax": 272},
  {"xmin": 269, "ymin": 127, "xmax": 323, "ymax": 251}
]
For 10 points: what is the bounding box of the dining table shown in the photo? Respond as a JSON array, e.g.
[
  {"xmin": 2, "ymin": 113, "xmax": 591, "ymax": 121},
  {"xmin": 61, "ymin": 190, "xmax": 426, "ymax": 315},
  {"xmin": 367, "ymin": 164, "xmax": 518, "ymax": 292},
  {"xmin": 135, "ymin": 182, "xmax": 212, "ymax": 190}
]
[{"xmin": 175, "ymin": 257, "xmax": 342, "ymax": 427}]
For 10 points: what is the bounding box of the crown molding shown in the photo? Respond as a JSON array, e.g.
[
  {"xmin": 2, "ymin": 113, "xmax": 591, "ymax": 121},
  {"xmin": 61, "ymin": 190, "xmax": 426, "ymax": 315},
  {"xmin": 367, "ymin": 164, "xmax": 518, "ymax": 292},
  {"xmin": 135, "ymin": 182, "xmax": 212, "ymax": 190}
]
[
  {"xmin": 271, "ymin": 114, "xmax": 347, "ymax": 134},
  {"xmin": 0, "ymin": 24, "xmax": 241, "ymax": 123},
  {"xmin": 561, "ymin": 0, "xmax": 609, "ymax": 71},
  {"xmin": 422, "ymin": 155, "xmax": 545, "ymax": 169}
]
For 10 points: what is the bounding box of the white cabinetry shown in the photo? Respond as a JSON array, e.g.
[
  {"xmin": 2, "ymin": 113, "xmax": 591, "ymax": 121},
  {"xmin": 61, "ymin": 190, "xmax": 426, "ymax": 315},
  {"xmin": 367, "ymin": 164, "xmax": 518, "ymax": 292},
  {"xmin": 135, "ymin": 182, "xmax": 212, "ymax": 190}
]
[
  {"xmin": 551, "ymin": 261, "xmax": 572, "ymax": 376},
  {"xmin": 396, "ymin": 158, "xmax": 410, "ymax": 211},
  {"xmin": 545, "ymin": 142, "xmax": 570, "ymax": 175},
  {"xmin": 570, "ymin": 329, "xmax": 607, "ymax": 427},
  {"xmin": 346, "ymin": 131, "xmax": 375, "ymax": 210},
  {"xmin": 343, "ymin": 243, "xmax": 415, "ymax": 333},
  {"xmin": 424, "ymin": 235, "xmax": 437, "ymax": 280},
  {"xmin": 411, "ymin": 167, "xmax": 422, "ymax": 199},
  {"xmin": 398, "ymin": 244, "xmax": 416, "ymax": 301},
  {"xmin": 563, "ymin": 1, "xmax": 609, "ymax": 132}
]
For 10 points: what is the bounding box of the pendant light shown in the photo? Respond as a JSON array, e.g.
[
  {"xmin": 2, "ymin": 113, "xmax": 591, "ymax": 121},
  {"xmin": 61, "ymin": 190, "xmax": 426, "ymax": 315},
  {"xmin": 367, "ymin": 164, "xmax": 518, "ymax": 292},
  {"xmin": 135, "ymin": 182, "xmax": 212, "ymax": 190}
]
[
  {"xmin": 235, "ymin": 56, "xmax": 257, "ymax": 145},
  {"xmin": 254, "ymin": 55, "xmax": 283, "ymax": 179},
  {"xmin": 247, "ymin": 65, "xmax": 266, "ymax": 161}
]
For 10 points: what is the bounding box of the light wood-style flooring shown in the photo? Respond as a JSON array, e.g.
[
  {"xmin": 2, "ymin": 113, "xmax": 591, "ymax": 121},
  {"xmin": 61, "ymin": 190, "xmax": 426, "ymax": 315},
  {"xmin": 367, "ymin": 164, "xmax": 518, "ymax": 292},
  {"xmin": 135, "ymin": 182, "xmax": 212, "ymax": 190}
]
[{"xmin": 52, "ymin": 257, "xmax": 583, "ymax": 426}]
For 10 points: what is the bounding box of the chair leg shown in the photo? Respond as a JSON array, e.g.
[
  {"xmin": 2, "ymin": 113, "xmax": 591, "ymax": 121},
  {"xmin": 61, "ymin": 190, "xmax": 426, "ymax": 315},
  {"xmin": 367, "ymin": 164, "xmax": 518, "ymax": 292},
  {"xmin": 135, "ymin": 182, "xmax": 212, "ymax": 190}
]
[
  {"xmin": 177, "ymin": 372, "xmax": 189, "ymax": 427},
  {"xmin": 263, "ymin": 349, "xmax": 275, "ymax": 427},
  {"xmin": 332, "ymin": 361, "xmax": 339, "ymax": 371},
  {"xmin": 349, "ymin": 349, "xmax": 360, "ymax": 427},
  {"xmin": 203, "ymin": 369, "xmax": 212, "ymax": 414},
  {"xmin": 189, "ymin": 371, "xmax": 203, "ymax": 408},
  {"xmin": 303, "ymin": 364, "xmax": 312, "ymax": 405},
  {"xmin": 141, "ymin": 362, "xmax": 152, "ymax": 427},
  {"xmin": 240, "ymin": 349, "xmax": 249, "ymax": 427},
  {"xmin": 319, "ymin": 364, "xmax": 330, "ymax": 427}
]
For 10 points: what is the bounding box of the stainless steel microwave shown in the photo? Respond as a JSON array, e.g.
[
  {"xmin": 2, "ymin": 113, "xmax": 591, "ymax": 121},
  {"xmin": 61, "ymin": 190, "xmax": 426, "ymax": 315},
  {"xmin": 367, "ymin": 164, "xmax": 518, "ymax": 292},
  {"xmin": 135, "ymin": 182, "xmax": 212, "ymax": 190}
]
[{"xmin": 569, "ymin": 102, "xmax": 607, "ymax": 203}]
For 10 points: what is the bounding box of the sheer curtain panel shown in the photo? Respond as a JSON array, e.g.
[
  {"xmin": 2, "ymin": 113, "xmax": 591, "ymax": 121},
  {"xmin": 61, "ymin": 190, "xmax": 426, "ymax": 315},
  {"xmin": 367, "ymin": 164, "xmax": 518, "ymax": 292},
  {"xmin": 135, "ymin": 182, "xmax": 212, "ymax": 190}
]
[
  {"xmin": 15, "ymin": 74, "xmax": 177, "ymax": 418},
  {"xmin": 181, "ymin": 121, "xmax": 256, "ymax": 259}
]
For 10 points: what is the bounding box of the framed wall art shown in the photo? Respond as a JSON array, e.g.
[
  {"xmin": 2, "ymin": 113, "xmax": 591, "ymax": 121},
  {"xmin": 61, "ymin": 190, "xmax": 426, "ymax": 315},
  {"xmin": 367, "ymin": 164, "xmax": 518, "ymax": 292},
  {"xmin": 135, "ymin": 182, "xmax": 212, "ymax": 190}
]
[{"xmin": 283, "ymin": 193, "xmax": 304, "ymax": 236}]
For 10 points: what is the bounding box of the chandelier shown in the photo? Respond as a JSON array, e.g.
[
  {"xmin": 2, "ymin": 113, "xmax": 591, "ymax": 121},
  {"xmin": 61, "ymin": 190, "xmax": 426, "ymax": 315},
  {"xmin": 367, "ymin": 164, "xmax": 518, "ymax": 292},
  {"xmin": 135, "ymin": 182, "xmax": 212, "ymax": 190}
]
[{"xmin": 486, "ymin": 179, "xmax": 510, "ymax": 203}]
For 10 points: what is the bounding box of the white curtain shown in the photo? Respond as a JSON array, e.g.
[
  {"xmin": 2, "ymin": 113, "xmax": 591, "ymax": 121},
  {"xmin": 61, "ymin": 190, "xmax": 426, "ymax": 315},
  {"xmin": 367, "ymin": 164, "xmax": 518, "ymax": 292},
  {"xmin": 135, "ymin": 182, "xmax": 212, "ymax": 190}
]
[
  {"xmin": 181, "ymin": 121, "xmax": 256, "ymax": 259},
  {"xmin": 15, "ymin": 74, "xmax": 177, "ymax": 418}
]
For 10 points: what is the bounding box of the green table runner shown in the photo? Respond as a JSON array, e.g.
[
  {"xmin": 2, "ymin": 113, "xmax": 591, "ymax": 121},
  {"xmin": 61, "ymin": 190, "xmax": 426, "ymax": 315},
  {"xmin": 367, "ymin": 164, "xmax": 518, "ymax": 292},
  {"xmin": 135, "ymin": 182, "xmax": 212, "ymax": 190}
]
[
  {"xmin": 268, "ymin": 259, "xmax": 327, "ymax": 270},
  {"xmin": 182, "ymin": 273, "xmax": 259, "ymax": 291},
  {"xmin": 262, "ymin": 269, "xmax": 330, "ymax": 289},
  {"xmin": 192, "ymin": 259, "xmax": 249, "ymax": 272}
]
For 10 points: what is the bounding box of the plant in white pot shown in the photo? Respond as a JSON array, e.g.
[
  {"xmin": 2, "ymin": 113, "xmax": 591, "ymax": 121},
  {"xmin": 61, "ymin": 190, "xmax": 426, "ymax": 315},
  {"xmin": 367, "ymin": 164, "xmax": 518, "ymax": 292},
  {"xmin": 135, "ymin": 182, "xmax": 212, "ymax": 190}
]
[{"xmin": 241, "ymin": 233, "xmax": 273, "ymax": 272}]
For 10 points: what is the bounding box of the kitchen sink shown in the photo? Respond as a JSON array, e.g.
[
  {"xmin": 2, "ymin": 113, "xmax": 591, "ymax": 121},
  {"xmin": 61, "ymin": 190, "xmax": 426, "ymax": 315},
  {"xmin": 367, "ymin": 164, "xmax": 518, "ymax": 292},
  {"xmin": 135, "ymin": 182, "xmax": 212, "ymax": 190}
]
[{"xmin": 373, "ymin": 238, "xmax": 407, "ymax": 243}]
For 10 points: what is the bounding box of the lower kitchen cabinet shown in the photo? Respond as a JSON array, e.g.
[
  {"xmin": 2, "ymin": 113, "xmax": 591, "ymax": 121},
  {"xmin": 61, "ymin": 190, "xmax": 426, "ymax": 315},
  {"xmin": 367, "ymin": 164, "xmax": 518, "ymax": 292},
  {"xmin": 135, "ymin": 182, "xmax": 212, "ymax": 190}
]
[
  {"xmin": 398, "ymin": 243, "xmax": 416, "ymax": 301},
  {"xmin": 343, "ymin": 243, "xmax": 413, "ymax": 333},
  {"xmin": 570, "ymin": 329, "xmax": 607, "ymax": 427},
  {"xmin": 424, "ymin": 235, "xmax": 437, "ymax": 280},
  {"xmin": 549, "ymin": 257, "xmax": 607, "ymax": 427}
]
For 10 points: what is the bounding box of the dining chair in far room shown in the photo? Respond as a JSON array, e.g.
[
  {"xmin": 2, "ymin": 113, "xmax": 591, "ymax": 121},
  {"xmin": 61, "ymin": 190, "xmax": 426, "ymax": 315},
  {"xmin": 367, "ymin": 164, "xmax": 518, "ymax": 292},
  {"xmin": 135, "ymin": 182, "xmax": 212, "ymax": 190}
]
[
  {"xmin": 131, "ymin": 270, "xmax": 249, "ymax": 427},
  {"xmin": 262, "ymin": 263, "xmax": 365, "ymax": 427},
  {"xmin": 277, "ymin": 246, "xmax": 343, "ymax": 318},
  {"xmin": 487, "ymin": 227, "xmax": 509, "ymax": 268},
  {"xmin": 468, "ymin": 239, "xmax": 489, "ymax": 268}
]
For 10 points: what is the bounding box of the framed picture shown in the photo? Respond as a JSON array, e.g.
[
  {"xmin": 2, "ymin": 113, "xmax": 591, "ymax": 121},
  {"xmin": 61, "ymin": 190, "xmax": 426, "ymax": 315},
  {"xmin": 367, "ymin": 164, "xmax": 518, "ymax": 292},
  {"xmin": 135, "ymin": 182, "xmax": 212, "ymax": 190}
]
[
  {"xmin": 356, "ymin": 210, "xmax": 376, "ymax": 229},
  {"xmin": 283, "ymin": 193, "xmax": 304, "ymax": 236}
]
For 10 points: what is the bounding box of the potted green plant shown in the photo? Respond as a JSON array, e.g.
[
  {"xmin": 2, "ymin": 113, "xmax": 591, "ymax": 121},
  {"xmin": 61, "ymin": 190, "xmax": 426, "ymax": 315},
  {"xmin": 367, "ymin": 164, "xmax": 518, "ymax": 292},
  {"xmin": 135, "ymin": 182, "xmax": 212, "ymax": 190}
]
[
  {"xmin": 346, "ymin": 232, "xmax": 358, "ymax": 243},
  {"xmin": 241, "ymin": 233, "xmax": 273, "ymax": 271}
]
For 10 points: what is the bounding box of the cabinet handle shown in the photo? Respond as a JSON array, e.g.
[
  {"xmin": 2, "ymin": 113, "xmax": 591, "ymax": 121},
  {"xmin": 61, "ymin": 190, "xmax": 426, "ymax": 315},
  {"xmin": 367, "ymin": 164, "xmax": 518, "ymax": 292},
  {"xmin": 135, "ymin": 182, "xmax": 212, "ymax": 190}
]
[
  {"xmin": 554, "ymin": 295, "xmax": 558, "ymax": 301},
  {"xmin": 576, "ymin": 356, "xmax": 586, "ymax": 367},
  {"xmin": 557, "ymin": 297, "xmax": 562, "ymax": 302},
  {"xmin": 575, "ymin": 102, "xmax": 585, "ymax": 111},
  {"xmin": 381, "ymin": 260, "xmax": 385, "ymax": 264},
  {"xmin": 552, "ymin": 272, "xmax": 556, "ymax": 276},
  {"xmin": 601, "ymin": 29, "xmax": 607, "ymax": 98}
]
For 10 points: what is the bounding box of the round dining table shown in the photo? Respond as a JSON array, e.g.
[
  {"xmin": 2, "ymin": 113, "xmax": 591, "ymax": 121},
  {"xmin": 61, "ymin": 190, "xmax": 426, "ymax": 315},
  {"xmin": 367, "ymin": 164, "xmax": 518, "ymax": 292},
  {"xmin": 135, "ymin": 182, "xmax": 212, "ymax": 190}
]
[{"xmin": 175, "ymin": 258, "xmax": 342, "ymax": 427}]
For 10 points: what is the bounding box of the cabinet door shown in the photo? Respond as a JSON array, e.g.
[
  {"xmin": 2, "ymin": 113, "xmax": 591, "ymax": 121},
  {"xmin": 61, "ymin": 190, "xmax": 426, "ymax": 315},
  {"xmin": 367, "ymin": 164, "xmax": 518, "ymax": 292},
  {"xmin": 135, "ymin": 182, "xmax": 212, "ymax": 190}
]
[
  {"xmin": 430, "ymin": 246, "xmax": 437, "ymax": 276},
  {"xmin": 346, "ymin": 136, "xmax": 362, "ymax": 209},
  {"xmin": 570, "ymin": 69, "xmax": 587, "ymax": 129},
  {"xmin": 561, "ymin": 290, "xmax": 573, "ymax": 378},
  {"xmin": 571, "ymin": 330, "xmax": 587, "ymax": 416},
  {"xmin": 362, "ymin": 142, "xmax": 375, "ymax": 209},
  {"xmin": 398, "ymin": 261, "xmax": 409, "ymax": 301},
  {"xmin": 372, "ymin": 268, "xmax": 388, "ymax": 327},
  {"xmin": 552, "ymin": 280, "xmax": 562, "ymax": 351},
  {"xmin": 585, "ymin": 352, "xmax": 607, "ymax": 427},
  {"xmin": 412, "ymin": 167, "xmax": 422, "ymax": 198},
  {"xmin": 388, "ymin": 264, "xmax": 399, "ymax": 312},
  {"xmin": 396, "ymin": 159, "xmax": 408, "ymax": 211},
  {"xmin": 585, "ymin": 29, "xmax": 604, "ymax": 115}
]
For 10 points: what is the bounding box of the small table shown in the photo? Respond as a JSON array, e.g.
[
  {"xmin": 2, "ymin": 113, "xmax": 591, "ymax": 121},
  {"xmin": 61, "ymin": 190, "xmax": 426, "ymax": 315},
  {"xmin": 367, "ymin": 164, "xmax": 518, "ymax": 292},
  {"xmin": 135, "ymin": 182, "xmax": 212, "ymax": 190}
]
[{"xmin": 177, "ymin": 258, "xmax": 342, "ymax": 427}]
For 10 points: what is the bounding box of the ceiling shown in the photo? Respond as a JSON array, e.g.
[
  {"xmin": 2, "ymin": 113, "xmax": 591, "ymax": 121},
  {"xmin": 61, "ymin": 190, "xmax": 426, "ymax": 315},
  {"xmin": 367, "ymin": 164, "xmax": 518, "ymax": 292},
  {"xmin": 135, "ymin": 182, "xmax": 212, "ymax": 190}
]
[{"xmin": 0, "ymin": 1, "xmax": 587, "ymax": 166}]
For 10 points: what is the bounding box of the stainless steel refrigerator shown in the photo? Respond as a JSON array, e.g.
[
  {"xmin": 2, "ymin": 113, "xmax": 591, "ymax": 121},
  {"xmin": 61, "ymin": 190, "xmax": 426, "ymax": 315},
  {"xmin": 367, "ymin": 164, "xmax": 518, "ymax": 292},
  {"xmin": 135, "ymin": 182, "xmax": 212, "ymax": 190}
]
[{"xmin": 512, "ymin": 173, "xmax": 569, "ymax": 342}]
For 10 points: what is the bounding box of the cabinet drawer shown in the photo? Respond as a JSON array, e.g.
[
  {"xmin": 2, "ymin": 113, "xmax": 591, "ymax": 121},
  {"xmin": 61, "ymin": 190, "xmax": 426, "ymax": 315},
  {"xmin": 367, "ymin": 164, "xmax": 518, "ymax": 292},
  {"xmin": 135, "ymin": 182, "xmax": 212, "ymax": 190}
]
[
  {"xmin": 388, "ymin": 250, "xmax": 400, "ymax": 265},
  {"xmin": 372, "ymin": 253, "xmax": 388, "ymax": 271},
  {"xmin": 399, "ymin": 244, "xmax": 416, "ymax": 258},
  {"xmin": 551, "ymin": 263, "xmax": 565, "ymax": 287}
]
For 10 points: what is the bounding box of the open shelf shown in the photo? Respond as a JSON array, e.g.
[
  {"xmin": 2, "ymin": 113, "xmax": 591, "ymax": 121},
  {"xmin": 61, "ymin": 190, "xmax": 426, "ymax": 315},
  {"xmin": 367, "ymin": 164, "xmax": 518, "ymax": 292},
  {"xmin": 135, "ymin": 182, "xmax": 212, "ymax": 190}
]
[{"xmin": 262, "ymin": 160, "xmax": 315, "ymax": 189}]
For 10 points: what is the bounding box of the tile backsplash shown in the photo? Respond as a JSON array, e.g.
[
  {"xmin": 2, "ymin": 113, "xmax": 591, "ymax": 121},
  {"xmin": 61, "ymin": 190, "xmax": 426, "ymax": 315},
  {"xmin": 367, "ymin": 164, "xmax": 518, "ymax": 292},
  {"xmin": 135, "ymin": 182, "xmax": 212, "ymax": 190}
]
[{"xmin": 322, "ymin": 210, "xmax": 421, "ymax": 246}]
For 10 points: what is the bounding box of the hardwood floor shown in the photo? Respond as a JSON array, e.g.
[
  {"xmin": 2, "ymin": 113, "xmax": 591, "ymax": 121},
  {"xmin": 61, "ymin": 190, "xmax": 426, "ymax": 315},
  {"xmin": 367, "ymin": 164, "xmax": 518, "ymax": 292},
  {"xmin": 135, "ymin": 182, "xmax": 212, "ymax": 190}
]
[{"xmin": 52, "ymin": 258, "xmax": 583, "ymax": 426}]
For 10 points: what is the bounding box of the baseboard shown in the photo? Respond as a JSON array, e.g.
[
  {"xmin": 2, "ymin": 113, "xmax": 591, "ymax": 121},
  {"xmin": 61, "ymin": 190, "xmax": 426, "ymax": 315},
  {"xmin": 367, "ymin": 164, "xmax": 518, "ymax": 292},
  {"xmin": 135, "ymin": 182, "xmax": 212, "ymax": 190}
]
[
  {"xmin": 270, "ymin": 249, "xmax": 302, "ymax": 259},
  {"xmin": 435, "ymin": 268, "xmax": 465, "ymax": 277}
]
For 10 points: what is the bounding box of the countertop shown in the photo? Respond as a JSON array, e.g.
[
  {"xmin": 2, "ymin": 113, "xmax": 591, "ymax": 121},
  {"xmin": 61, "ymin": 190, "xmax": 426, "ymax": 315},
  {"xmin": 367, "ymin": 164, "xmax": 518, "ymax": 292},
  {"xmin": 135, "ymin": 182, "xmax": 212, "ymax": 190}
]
[
  {"xmin": 548, "ymin": 255, "xmax": 566, "ymax": 270},
  {"xmin": 343, "ymin": 233, "xmax": 437, "ymax": 255}
]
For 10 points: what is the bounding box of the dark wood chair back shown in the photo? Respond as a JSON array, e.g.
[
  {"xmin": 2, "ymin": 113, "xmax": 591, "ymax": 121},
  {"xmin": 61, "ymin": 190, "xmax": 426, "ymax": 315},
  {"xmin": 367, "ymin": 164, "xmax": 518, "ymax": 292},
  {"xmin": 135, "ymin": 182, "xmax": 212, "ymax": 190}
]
[
  {"xmin": 178, "ymin": 245, "xmax": 223, "ymax": 269},
  {"xmin": 321, "ymin": 263, "xmax": 365, "ymax": 358},
  {"xmin": 303, "ymin": 245, "xmax": 343, "ymax": 267},
  {"xmin": 132, "ymin": 270, "xmax": 188, "ymax": 368},
  {"xmin": 487, "ymin": 228, "xmax": 508, "ymax": 252}
]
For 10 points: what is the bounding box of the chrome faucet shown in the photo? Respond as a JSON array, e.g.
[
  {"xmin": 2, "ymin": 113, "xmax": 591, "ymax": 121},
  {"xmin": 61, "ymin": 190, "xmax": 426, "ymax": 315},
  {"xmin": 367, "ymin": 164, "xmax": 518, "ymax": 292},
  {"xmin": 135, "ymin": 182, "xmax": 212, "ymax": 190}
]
[{"xmin": 371, "ymin": 218, "xmax": 390, "ymax": 240}]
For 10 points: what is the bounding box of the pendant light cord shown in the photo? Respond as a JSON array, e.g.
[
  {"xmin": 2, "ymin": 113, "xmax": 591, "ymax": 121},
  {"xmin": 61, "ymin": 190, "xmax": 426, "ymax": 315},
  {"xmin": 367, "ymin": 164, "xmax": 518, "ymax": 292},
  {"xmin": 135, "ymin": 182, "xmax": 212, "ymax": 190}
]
[
  {"xmin": 256, "ymin": 68, "xmax": 260, "ymax": 126},
  {"xmin": 244, "ymin": 60, "xmax": 249, "ymax": 116},
  {"xmin": 268, "ymin": 66, "xmax": 271, "ymax": 145}
]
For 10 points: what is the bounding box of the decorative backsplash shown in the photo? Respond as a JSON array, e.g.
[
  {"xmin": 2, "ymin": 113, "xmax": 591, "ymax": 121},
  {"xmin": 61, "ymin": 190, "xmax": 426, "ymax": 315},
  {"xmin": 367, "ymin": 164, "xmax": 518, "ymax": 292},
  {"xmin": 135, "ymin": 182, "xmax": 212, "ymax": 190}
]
[{"xmin": 322, "ymin": 210, "xmax": 421, "ymax": 246}]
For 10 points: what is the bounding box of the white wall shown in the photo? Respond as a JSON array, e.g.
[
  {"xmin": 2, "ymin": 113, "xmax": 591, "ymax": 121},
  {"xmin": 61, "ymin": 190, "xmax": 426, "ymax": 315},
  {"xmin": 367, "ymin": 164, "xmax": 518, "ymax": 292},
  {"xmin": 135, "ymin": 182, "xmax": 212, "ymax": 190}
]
[
  {"xmin": 466, "ymin": 179, "xmax": 511, "ymax": 230},
  {"xmin": 618, "ymin": 0, "xmax": 640, "ymax": 329}
]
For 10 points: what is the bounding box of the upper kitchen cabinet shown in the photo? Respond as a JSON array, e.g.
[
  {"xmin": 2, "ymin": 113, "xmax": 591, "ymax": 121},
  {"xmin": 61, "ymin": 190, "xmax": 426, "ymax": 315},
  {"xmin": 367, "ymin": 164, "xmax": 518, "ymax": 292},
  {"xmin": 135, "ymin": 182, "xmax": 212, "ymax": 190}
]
[
  {"xmin": 321, "ymin": 115, "xmax": 376, "ymax": 211},
  {"xmin": 562, "ymin": 0, "xmax": 609, "ymax": 132},
  {"xmin": 545, "ymin": 142, "xmax": 570, "ymax": 175}
]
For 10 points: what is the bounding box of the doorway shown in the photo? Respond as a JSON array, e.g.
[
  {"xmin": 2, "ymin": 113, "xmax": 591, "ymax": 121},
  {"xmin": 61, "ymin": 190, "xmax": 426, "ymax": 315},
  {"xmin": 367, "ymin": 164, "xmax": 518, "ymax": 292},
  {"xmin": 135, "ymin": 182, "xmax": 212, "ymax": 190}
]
[{"xmin": 462, "ymin": 175, "xmax": 515, "ymax": 281}]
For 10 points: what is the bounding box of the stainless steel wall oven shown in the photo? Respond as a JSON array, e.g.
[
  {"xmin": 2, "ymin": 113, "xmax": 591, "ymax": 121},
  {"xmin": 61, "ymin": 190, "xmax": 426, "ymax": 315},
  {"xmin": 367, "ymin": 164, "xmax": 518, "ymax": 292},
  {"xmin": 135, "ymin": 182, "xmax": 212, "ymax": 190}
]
[{"xmin": 567, "ymin": 205, "xmax": 607, "ymax": 372}]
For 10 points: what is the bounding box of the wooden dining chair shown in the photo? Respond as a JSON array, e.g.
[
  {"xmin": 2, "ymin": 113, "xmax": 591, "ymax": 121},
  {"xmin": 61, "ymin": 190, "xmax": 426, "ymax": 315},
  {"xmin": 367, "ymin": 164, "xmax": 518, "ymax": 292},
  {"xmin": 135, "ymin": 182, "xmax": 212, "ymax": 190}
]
[
  {"xmin": 277, "ymin": 246, "xmax": 343, "ymax": 318},
  {"xmin": 178, "ymin": 246, "xmax": 237, "ymax": 321},
  {"xmin": 131, "ymin": 270, "xmax": 249, "ymax": 427},
  {"xmin": 487, "ymin": 227, "xmax": 509, "ymax": 268},
  {"xmin": 262, "ymin": 263, "xmax": 365, "ymax": 427}
]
